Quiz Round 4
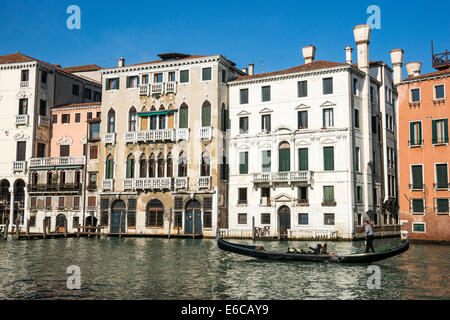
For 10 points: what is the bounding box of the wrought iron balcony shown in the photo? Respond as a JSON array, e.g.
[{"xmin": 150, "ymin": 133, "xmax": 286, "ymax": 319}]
[
  {"xmin": 12, "ymin": 161, "xmax": 26, "ymax": 173},
  {"xmin": 253, "ymin": 171, "xmax": 312, "ymax": 185},
  {"xmin": 15, "ymin": 114, "xmax": 29, "ymax": 126},
  {"xmin": 29, "ymin": 156, "xmax": 85, "ymax": 167}
]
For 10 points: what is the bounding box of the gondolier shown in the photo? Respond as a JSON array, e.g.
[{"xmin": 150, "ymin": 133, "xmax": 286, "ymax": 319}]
[{"xmin": 364, "ymin": 220, "xmax": 375, "ymax": 253}]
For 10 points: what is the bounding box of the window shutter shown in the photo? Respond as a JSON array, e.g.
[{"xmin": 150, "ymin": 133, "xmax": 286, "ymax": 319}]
[
  {"xmin": 418, "ymin": 122, "xmax": 422, "ymax": 143},
  {"xmin": 436, "ymin": 164, "xmax": 448, "ymax": 187},
  {"xmin": 444, "ymin": 119, "xmax": 449, "ymax": 143},
  {"xmin": 298, "ymin": 148, "xmax": 308, "ymax": 171},
  {"xmin": 278, "ymin": 149, "xmax": 290, "ymax": 172},
  {"xmin": 240, "ymin": 152, "xmax": 248, "ymax": 174},
  {"xmin": 202, "ymin": 105, "xmax": 211, "ymax": 127},
  {"xmin": 432, "ymin": 120, "xmax": 437, "ymax": 144},
  {"xmin": 126, "ymin": 77, "xmax": 130, "ymax": 88},
  {"xmin": 412, "ymin": 166, "xmax": 423, "ymax": 188},
  {"xmin": 410, "ymin": 122, "xmax": 414, "ymax": 144},
  {"xmin": 106, "ymin": 79, "xmax": 110, "ymax": 91},
  {"xmin": 179, "ymin": 107, "xmax": 188, "ymax": 128},
  {"xmin": 126, "ymin": 159, "xmax": 133, "ymax": 178},
  {"xmin": 324, "ymin": 147, "xmax": 334, "ymax": 171}
]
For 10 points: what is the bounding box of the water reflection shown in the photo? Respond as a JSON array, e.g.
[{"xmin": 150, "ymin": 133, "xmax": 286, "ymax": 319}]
[{"xmin": 0, "ymin": 237, "xmax": 448, "ymax": 299}]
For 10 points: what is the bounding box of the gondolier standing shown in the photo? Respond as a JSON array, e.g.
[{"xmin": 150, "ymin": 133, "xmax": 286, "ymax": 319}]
[{"xmin": 364, "ymin": 220, "xmax": 375, "ymax": 253}]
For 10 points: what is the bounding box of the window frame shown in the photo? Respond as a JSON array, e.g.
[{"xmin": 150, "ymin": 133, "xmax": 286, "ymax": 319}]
[
  {"xmin": 410, "ymin": 88, "xmax": 421, "ymax": 103},
  {"xmin": 433, "ymin": 84, "xmax": 445, "ymax": 100}
]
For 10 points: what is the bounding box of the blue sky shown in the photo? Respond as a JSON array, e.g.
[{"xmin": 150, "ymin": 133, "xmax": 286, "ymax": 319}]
[{"xmin": 0, "ymin": 0, "xmax": 448, "ymax": 78}]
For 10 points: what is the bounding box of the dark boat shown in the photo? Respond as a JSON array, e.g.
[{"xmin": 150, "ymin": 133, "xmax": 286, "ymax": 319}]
[{"xmin": 217, "ymin": 230, "xmax": 409, "ymax": 263}]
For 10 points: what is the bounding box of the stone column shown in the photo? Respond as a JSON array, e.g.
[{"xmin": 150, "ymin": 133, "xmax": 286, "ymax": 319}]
[{"xmin": 8, "ymin": 187, "xmax": 14, "ymax": 233}]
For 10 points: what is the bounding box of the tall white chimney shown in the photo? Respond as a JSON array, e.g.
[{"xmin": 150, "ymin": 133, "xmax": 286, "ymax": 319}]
[
  {"xmin": 405, "ymin": 62, "xmax": 422, "ymax": 78},
  {"xmin": 390, "ymin": 49, "xmax": 404, "ymax": 84},
  {"xmin": 118, "ymin": 57, "xmax": 125, "ymax": 67},
  {"xmin": 302, "ymin": 45, "xmax": 316, "ymax": 64},
  {"xmin": 345, "ymin": 46, "xmax": 353, "ymax": 64},
  {"xmin": 248, "ymin": 64, "xmax": 254, "ymax": 75},
  {"xmin": 353, "ymin": 24, "xmax": 371, "ymax": 74}
]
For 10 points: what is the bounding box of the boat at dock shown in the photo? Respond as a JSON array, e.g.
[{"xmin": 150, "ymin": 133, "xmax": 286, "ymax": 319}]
[{"xmin": 216, "ymin": 229, "xmax": 409, "ymax": 263}]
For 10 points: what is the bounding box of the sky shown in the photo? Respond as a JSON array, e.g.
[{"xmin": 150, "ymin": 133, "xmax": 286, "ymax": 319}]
[{"xmin": 0, "ymin": 0, "xmax": 448, "ymax": 78}]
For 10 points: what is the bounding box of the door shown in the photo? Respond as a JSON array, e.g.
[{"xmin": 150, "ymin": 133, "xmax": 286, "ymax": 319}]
[
  {"xmin": 278, "ymin": 206, "xmax": 291, "ymax": 230},
  {"xmin": 184, "ymin": 210, "xmax": 202, "ymax": 235},
  {"xmin": 110, "ymin": 200, "xmax": 126, "ymax": 234},
  {"xmin": 56, "ymin": 214, "xmax": 66, "ymax": 233},
  {"xmin": 184, "ymin": 210, "xmax": 193, "ymax": 234}
]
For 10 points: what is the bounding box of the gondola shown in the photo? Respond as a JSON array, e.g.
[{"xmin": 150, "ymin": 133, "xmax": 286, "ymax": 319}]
[{"xmin": 216, "ymin": 230, "xmax": 409, "ymax": 263}]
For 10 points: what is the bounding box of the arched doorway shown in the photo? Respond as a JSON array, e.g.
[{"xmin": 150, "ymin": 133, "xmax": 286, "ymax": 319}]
[
  {"xmin": 85, "ymin": 215, "xmax": 98, "ymax": 227},
  {"xmin": 13, "ymin": 180, "xmax": 25, "ymax": 225},
  {"xmin": 278, "ymin": 206, "xmax": 291, "ymax": 232},
  {"xmin": 185, "ymin": 199, "xmax": 202, "ymax": 235},
  {"xmin": 110, "ymin": 200, "xmax": 126, "ymax": 233},
  {"xmin": 146, "ymin": 199, "xmax": 164, "ymax": 228},
  {"xmin": 56, "ymin": 214, "xmax": 66, "ymax": 233},
  {"xmin": 0, "ymin": 180, "xmax": 10, "ymax": 225}
]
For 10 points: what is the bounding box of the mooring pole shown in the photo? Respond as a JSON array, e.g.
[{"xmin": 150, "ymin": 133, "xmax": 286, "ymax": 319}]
[
  {"xmin": 168, "ymin": 209, "xmax": 172, "ymax": 239},
  {"xmin": 119, "ymin": 212, "xmax": 123, "ymax": 238}
]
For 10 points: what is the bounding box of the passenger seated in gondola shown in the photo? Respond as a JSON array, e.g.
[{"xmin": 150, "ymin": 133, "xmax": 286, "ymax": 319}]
[
  {"xmin": 309, "ymin": 244, "xmax": 323, "ymax": 254},
  {"xmin": 321, "ymin": 243, "xmax": 328, "ymax": 254}
]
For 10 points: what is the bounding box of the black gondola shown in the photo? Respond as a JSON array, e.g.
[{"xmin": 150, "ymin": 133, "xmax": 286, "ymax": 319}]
[{"xmin": 216, "ymin": 230, "xmax": 409, "ymax": 263}]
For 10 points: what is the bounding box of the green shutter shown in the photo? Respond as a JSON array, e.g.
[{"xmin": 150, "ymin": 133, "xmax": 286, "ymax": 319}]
[
  {"xmin": 444, "ymin": 119, "xmax": 449, "ymax": 143},
  {"xmin": 202, "ymin": 105, "xmax": 211, "ymax": 127},
  {"xmin": 418, "ymin": 122, "xmax": 422, "ymax": 143},
  {"xmin": 410, "ymin": 122, "xmax": 414, "ymax": 144},
  {"xmin": 432, "ymin": 120, "xmax": 437, "ymax": 144},
  {"xmin": 278, "ymin": 149, "xmax": 290, "ymax": 172},
  {"xmin": 298, "ymin": 148, "xmax": 308, "ymax": 171},
  {"xmin": 179, "ymin": 107, "xmax": 188, "ymax": 128},
  {"xmin": 106, "ymin": 79, "xmax": 110, "ymax": 91},
  {"xmin": 106, "ymin": 159, "xmax": 114, "ymax": 179},
  {"xmin": 324, "ymin": 147, "xmax": 334, "ymax": 171},
  {"xmin": 436, "ymin": 164, "xmax": 448, "ymax": 188},
  {"xmin": 180, "ymin": 70, "xmax": 189, "ymax": 83},
  {"xmin": 126, "ymin": 77, "xmax": 130, "ymax": 89},
  {"xmin": 126, "ymin": 159, "xmax": 133, "ymax": 178},
  {"xmin": 324, "ymin": 186, "xmax": 334, "ymax": 202},
  {"xmin": 412, "ymin": 166, "xmax": 423, "ymax": 189}
]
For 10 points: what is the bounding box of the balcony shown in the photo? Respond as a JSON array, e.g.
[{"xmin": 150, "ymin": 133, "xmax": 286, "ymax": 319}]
[
  {"xmin": 20, "ymin": 81, "xmax": 29, "ymax": 88},
  {"xmin": 199, "ymin": 127, "xmax": 213, "ymax": 141},
  {"xmin": 138, "ymin": 82, "xmax": 177, "ymax": 96},
  {"xmin": 124, "ymin": 128, "xmax": 189, "ymax": 143},
  {"xmin": 102, "ymin": 179, "xmax": 114, "ymax": 191},
  {"xmin": 253, "ymin": 171, "xmax": 312, "ymax": 185},
  {"xmin": 104, "ymin": 133, "xmax": 116, "ymax": 145},
  {"xmin": 123, "ymin": 178, "xmax": 172, "ymax": 191},
  {"xmin": 174, "ymin": 177, "xmax": 189, "ymax": 190},
  {"xmin": 12, "ymin": 161, "xmax": 26, "ymax": 173},
  {"xmin": 28, "ymin": 183, "xmax": 82, "ymax": 192},
  {"xmin": 30, "ymin": 156, "xmax": 85, "ymax": 168},
  {"xmin": 198, "ymin": 176, "xmax": 212, "ymax": 189},
  {"xmin": 15, "ymin": 114, "xmax": 29, "ymax": 126},
  {"xmin": 38, "ymin": 115, "xmax": 50, "ymax": 127}
]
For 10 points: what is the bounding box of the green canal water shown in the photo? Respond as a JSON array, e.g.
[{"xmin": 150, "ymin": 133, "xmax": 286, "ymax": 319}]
[{"xmin": 0, "ymin": 237, "xmax": 448, "ymax": 300}]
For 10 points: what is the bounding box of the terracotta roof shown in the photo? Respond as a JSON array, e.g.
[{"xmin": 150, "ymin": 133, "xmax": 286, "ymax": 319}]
[
  {"xmin": 233, "ymin": 60, "xmax": 348, "ymax": 81},
  {"xmin": 402, "ymin": 68, "xmax": 450, "ymax": 82},
  {"xmin": 64, "ymin": 64, "xmax": 102, "ymax": 73},
  {"xmin": 51, "ymin": 102, "xmax": 102, "ymax": 110}
]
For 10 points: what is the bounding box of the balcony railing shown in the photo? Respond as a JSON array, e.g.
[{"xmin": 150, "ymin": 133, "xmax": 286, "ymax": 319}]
[
  {"xmin": 20, "ymin": 81, "xmax": 29, "ymax": 88},
  {"xmin": 30, "ymin": 156, "xmax": 85, "ymax": 167},
  {"xmin": 198, "ymin": 176, "xmax": 212, "ymax": 189},
  {"xmin": 253, "ymin": 171, "xmax": 312, "ymax": 184},
  {"xmin": 124, "ymin": 128, "xmax": 189, "ymax": 143},
  {"xmin": 27, "ymin": 183, "xmax": 82, "ymax": 192},
  {"xmin": 12, "ymin": 161, "xmax": 26, "ymax": 172},
  {"xmin": 123, "ymin": 178, "xmax": 172, "ymax": 191},
  {"xmin": 15, "ymin": 114, "xmax": 29, "ymax": 126},
  {"xmin": 138, "ymin": 82, "xmax": 177, "ymax": 96},
  {"xmin": 174, "ymin": 177, "xmax": 189, "ymax": 190},
  {"xmin": 102, "ymin": 179, "xmax": 114, "ymax": 191},
  {"xmin": 38, "ymin": 115, "xmax": 50, "ymax": 127},
  {"xmin": 199, "ymin": 127, "xmax": 213, "ymax": 141},
  {"xmin": 104, "ymin": 133, "xmax": 116, "ymax": 145}
]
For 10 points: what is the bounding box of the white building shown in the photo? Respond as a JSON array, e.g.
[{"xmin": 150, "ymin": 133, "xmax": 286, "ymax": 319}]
[{"xmin": 226, "ymin": 25, "xmax": 400, "ymax": 240}]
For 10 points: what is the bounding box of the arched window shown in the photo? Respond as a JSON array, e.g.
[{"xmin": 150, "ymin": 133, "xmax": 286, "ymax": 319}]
[
  {"xmin": 126, "ymin": 154, "xmax": 135, "ymax": 179},
  {"xmin": 178, "ymin": 152, "xmax": 188, "ymax": 177},
  {"xmin": 201, "ymin": 151, "xmax": 210, "ymax": 177},
  {"xmin": 148, "ymin": 154, "xmax": 155, "ymax": 178},
  {"xmin": 202, "ymin": 100, "xmax": 211, "ymax": 127},
  {"xmin": 157, "ymin": 153, "xmax": 165, "ymax": 177},
  {"xmin": 166, "ymin": 153, "xmax": 173, "ymax": 178},
  {"xmin": 60, "ymin": 171, "xmax": 66, "ymax": 185},
  {"xmin": 221, "ymin": 103, "xmax": 227, "ymax": 131},
  {"xmin": 278, "ymin": 141, "xmax": 291, "ymax": 172},
  {"xmin": 139, "ymin": 154, "xmax": 147, "ymax": 178},
  {"xmin": 159, "ymin": 105, "xmax": 166, "ymax": 129},
  {"xmin": 107, "ymin": 109, "xmax": 116, "ymax": 133},
  {"xmin": 105, "ymin": 154, "xmax": 114, "ymax": 179},
  {"xmin": 150, "ymin": 106, "xmax": 157, "ymax": 130},
  {"xmin": 179, "ymin": 103, "xmax": 189, "ymax": 128},
  {"xmin": 129, "ymin": 107, "xmax": 137, "ymax": 132},
  {"xmin": 146, "ymin": 199, "xmax": 164, "ymax": 227}
]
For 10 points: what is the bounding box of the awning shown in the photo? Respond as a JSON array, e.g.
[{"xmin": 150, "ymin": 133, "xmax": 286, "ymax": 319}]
[{"xmin": 138, "ymin": 110, "xmax": 175, "ymax": 117}]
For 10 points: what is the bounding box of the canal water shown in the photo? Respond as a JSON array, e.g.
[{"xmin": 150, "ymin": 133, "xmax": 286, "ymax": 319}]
[{"xmin": 0, "ymin": 237, "xmax": 448, "ymax": 300}]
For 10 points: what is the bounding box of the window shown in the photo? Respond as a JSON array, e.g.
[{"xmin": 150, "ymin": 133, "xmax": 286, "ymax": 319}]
[
  {"xmin": 21, "ymin": 70, "xmax": 29, "ymax": 82},
  {"xmin": 278, "ymin": 142, "xmax": 290, "ymax": 172},
  {"xmin": 87, "ymin": 112, "xmax": 93, "ymax": 119},
  {"xmin": 126, "ymin": 76, "xmax": 139, "ymax": 88},
  {"xmin": 298, "ymin": 80, "xmax": 307, "ymax": 97},
  {"xmin": 353, "ymin": 79, "xmax": 358, "ymax": 95},
  {"xmin": 371, "ymin": 115, "xmax": 377, "ymax": 134},
  {"xmin": 58, "ymin": 196, "xmax": 65, "ymax": 209},
  {"xmin": 240, "ymin": 89, "xmax": 249, "ymax": 104},
  {"xmin": 354, "ymin": 109, "xmax": 359, "ymax": 128},
  {"xmin": 16, "ymin": 141, "xmax": 26, "ymax": 161},
  {"xmin": 201, "ymin": 152, "xmax": 210, "ymax": 176},
  {"xmin": 106, "ymin": 78, "xmax": 119, "ymax": 90},
  {"xmin": 239, "ymin": 152, "xmax": 248, "ymax": 174},
  {"xmin": 62, "ymin": 114, "xmax": 70, "ymax": 124},
  {"xmin": 239, "ymin": 117, "xmax": 249, "ymax": 134},
  {"xmin": 262, "ymin": 150, "xmax": 271, "ymax": 173},
  {"xmin": 60, "ymin": 145, "xmax": 70, "ymax": 157},
  {"xmin": 434, "ymin": 85, "xmax": 445, "ymax": 100},
  {"xmin": 261, "ymin": 114, "xmax": 271, "ymax": 133},
  {"xmin": 202, "ymin": 67, "xmax": 212, "ymax": 81},
  {"xmin": 174, "ymin": 211, "xmax": 183, "ymax": 228},
  {"xmin": 73, "ymin": 196, "xmax": 80, "ymax": 209},
  {"xmin": 203, "ymin": 212, "xmax": 212, "ymax": 228},
  {"xmin": 180, "ymin": 70, "xmax": 189, "ymax": 83},
  {"xmin": 201, "ymin": 101, "xmax": 211, "ymax": 127},
  {"xmin": 89, "ymin": 122, "xmax": 100, "ymax": 140},
  {"xmin": 370, "ymin": 87, "xmax": 374, "ymax": 103},
  {"xmin": 435, "ymin": 164, "xmax": 448, "ymax": 189},
  {"xmin": 94, "ymin": 92, "xmax": 101, "ymax": 102},
  {"xmin": 107, "ymin": 109, "xmax": 116, "ymax": 133},
  {"xmin": 238, "ymin": 213, "xmax": 247, "ymax": 225},
  {"xmin": 221, "ymin": 70, "xmax": 226, "ymax": 83},
  {"xmin": 324, "ymin": 213, "xmax": 335, "ymax": 225},
  {"xmin": 410, "ymin": 88, "xmax": 420, "ymax": 102},
  {"xmin": 45, "ymin": 197, "xmax": 52, "ymax": 209},
  {"xmin": 105, "ymin": 155, "xmax": 114, "ymax": 179},
  {"xmin": 323, "ymin": 147, "xmax": 334, "ymax": 171},
  {"xmin": 298, "ymin": 148, "xmax": 308, "ymax": 171},
  {"xmin": 39, "ymin": 100, "xmax": 47, "ymax": 116},
  {"xmin": 84, "ymin": 88, "xmax": 92, "ymax": 99},
  {"xmin": 126, "ymin": 155, "xmax": 135, "ymax": 179},
  {"xmin": 40, "ymin": 70, "xmax": 48, "ymax": 84},
  {"xmin": 411, "ymin": 165, "xmax": 423, "ymax": 189},
  {"xmin": 178, "ymin": 152, "xmax": 188, "ymax": 177},
  {"xmin": 432, "ymin": 119, "xmax": 448, "ymax": 144},
  {"xmin": 179, "ymin": 103, "xmax": 188, "ymax": 128},
  {"xmin": 261, "ymin": 213, "xmax": 271, "ymax": 225},
  {"xmin": 88, "ymin": 173, "xmax": 97, "ymax": 188},
  {"xmin": 323, "ymin": 77, "xmax": 333, "ymax": 94},
  {"xmin": 412, "ymin": 223, "xmax": 425, "ymax": 232},
  {"xmin": 87, "ymin": 196, "xmax": 96, "ymax": 208},
  {"xmin": 127, "ymin": 199, "xmax": 136, "ymax": 228},
  {"xmin": 298, "ymin": 213, "xmax": 308, "ymax": 225},
  {"xmin": 298, "ymin": 111, "xmax": 308, "ymax": 129},
  {"xmin": 436, "ymin": 198, "xmax": 449, "ymax": 213},
  {"xmin": 75, "ymin": 113, "xmax": 81, "ymax": 123},
  {"xmin": 323, "ymin": 108, "xmax": 334, "ymax": 128},
  {"xmin": 146, "ymin": 199, "xmax": 164, "ymax": 228},
  {"xmin": 411, "ymin": 199, "xmax": 424, "ymax": 213},
  {"xmin": 238, "ymin": 188, "xmax": 247, "ymax": 204},
  {"xmin": 37, "ymin": 143, "xmax": 46, "ymax": 158},
  {"xmin": 298, "ymin": 187, "xmax": 308, "ymax": 203},
  {"xmin": 355, "ymin": 147, "xmax": 360, "ymax": 172},
  {"xmin": 262, "ymin": 86, "xmax": 271, "ymax": 102},
  {"xmin": 96, "ymin": 112, "xmax": 101, "ymax": 118},
  {"xmin": 323, "ymin": 186, "xmax": 335, "ymax": 203},
  {"xmin": 129, "ymin": 107, "xmax": 137, "ymax": 131},
  {"xmin": 357, "ymin": 186, "xmax": 363, "ymax": 203},
  {"xmin": 19, "ymin": 99, "xmax": 28, "ymax": 115},
  {"xmin": 169, "ymin": 72, "xmax": 176, "ymax": 82},
  {"xmin": 261, "ymin": 188, "xmax": 270, "ymax": 205},
  {"xmin": 409, "ymin": 121, "xmax": 422, "ymax": 146},
  {"xmin": 154, "ymin": 73, "xmax": 163, "ymax": 83},
  {"xmin": 30, "ymin": 197, "xmax": 37, "ymax": 209}
]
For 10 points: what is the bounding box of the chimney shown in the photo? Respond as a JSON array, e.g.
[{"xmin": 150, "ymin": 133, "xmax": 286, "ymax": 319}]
[
  {"xmin": 390, "ymin": 49, "xmax": 404, "ymax": 84},
  {"xmin": 345, "ymin": 46, "xmax": 353, "ymax": 64},
  {"xmin": 353, "ymin": 24, "xmax": 371, "ymax": 74},
  {"xmin": 118, "ymin": 57, "xmax": 125, "ymax": 67},
  {"xmin": 242, "ymin": 67, "xmax": 248, "ymax": 74},
  {"xmin": 405, "ymin": 62, "xmax": 422, "ymax": 78},
  {"xmin": 248, "ymin": 64, "xmax": 254, "ymax": 76},
  {"xmin": 302, "ymin": 45, "xmax": 316, "ymax": 64}
]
